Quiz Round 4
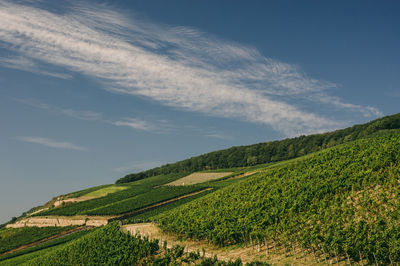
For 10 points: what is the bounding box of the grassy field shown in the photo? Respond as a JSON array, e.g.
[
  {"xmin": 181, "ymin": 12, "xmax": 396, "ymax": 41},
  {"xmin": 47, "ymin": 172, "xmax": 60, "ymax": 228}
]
[{"xmin": 83, "ymin": 185, "xmax": 128, "ymax": 197}]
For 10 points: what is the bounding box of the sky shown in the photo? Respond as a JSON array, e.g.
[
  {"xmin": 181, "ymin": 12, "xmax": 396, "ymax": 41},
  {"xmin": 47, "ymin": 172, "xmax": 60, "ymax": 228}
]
[{"xmin": 0, "ymin": 0, "xmax": 399, "ymax": 224}]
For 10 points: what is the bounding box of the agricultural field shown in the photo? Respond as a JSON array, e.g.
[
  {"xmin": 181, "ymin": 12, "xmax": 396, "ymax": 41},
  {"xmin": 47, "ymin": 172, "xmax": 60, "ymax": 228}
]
[
  {"xmin": 0, "ymin": 223, "xmax": 258, "ymax": 266},
  {"xmin": 158, "ymin": 131, "xmax": 400, "ymax": 265},
  {"xmin": 0, "ymin": 228, "xmax": 91, "ymax": 263},
  {"xmin": 117, "ymin": 113, "xmax": 400, "ymax": 183},
  {"xmin": 34, "ymin": 173, "xmax": 190, "ymax": 217},
  {"xmin": 82, "ymin": 185, "xmax": 128, "ymax": 197},
  {"xmin": 0, "ymin": 226, "xmax": 75, "ymax": 255},
  {"xmin": 165, "ymin": 172, "xmax": 233, "ymax": 186}
]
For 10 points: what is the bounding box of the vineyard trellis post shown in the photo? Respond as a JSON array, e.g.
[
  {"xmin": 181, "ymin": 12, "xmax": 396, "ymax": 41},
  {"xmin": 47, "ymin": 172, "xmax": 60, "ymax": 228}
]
[
  {"xmin": 264, "ymin": 238, "xmax": 268, "ymax": 256},
  {"xmin": 322, "ymin": 246, "xmax": 328, "ymax": 264},
  {"xmin": 359, "ymin": 251, "xmax": 364, "ymax": 266},
  {"xmin": 334, "ymin": 249, "xmax": 339, "ymax": 265},
  {"xmin": 346, "ymin": 252, "xmax": 351, "ymax": 266},
  {"xmin": 312, "ymin": 247, "xmax": 318, "ymax": 263}
]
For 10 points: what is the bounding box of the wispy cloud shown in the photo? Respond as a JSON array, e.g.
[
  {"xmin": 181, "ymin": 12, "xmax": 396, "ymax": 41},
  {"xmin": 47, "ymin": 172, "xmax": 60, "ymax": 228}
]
[
  {"xmin": 15, "ymin": 98, "xmax": 102, "ymax": 121},
  {"xmin": 0, "ymin": 56, "xmax": 72, "ymax": 79},
  {"xmin": 204, "ymin": 133, "xmax": 234, "ymax": 140},
  {"xmin": 113, "ymin": 118, "xmax": 157, "ymax": 132},
  {"xmin": 18, "ymin": 136, "xmax": 87, "ymax": 151},
  {"xmin": 112, "ymin": 117, "xmax": 175, "ymax": 133},
  {"xmin": 0, "ymin": 1, "xmax": 381, "ymax": 136}
]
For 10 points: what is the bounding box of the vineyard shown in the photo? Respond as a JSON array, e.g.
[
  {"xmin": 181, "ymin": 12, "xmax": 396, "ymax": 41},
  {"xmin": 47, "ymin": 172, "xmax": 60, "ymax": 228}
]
[
  {"xmin": 3, "ymin": 114, "xmax": 400, "ymax": 265},
  {"xmin": 117, "ymin": 113, "xmax": 400, "ymax": 183},
  {"xmin": 0, "ymin": 229, "xmax": 91, "ymax": 262},
  {"xmin": 0, "ymin": 223, "xmax": 267, "ymax": 265},
  {"xmin": 35, "ymin": 172, "xmax": 191, "ymax": 216},
  {"xmin": 0, "ymin": 226, "xmax": 74, "ymax": 255},
  {"xmin": 158, "ymin": 131, "xmax": 400, "ymax": 264}
]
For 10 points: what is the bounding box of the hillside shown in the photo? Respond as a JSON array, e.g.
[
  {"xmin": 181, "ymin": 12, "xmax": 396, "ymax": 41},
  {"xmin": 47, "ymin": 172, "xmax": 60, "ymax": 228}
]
[
  {"xmin": 2, "ymin": 114, "xmax": 400, "ymax": 265},
  {"xmin": 117, "ymin": 113, "xmax": 400, "ymax": 183},
  {"xmin": 157, "ymin": 130, "xmax": 400, "ymax": 264}
]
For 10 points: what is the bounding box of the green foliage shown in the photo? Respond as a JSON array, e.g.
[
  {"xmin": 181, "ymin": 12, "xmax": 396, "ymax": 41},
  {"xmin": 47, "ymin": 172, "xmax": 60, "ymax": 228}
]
[
  {"xmin": 117, "ymin": 113, "xmax": 400, "ymax": 183},
  {"xmin": 1, "ymin": 223, "xmax": 254, "ymax": 265},
  {"xmin": 122, "ymin": 188, "xmax": 213, "ymax": 224},
  {"xmin": 15, "ymin": 223, "xmax": 160, "ymax": 265},
  {"xmin": 37, "ymin": 173, "xmax": 189, "ymax": 216},
  {"xmin": 65, "ymin": 184, "xmax": 112, "ymax": 198},
  {"xmin": 158, "ymin": 132, "xmax": 400, "ymax": 264},
  {"xmin": 0, "ymin": 229, "xmax": 91, "ymax": 262},
  {"xmin": 84, "ymin": 185, "xmax": 205, "ymax": 216},
  {"xmin": 0, "ymin": 226, "xmax": 73, "ymax": 254}
]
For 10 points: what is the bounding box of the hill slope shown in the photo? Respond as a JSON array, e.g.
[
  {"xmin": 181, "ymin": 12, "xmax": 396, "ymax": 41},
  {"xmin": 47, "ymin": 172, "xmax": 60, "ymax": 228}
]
[
  {"xmin": 117, "ymin": 113, "xmax": 400, "ymax": 183},
  {"xmin": 157, "ymin": 130, "xmax": 400, "ymax": 264}
]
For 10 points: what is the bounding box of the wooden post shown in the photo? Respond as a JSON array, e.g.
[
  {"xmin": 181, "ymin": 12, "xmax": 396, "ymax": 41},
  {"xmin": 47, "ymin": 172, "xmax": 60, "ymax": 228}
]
[
  {"xmin": 264, "ymin": 238, "xmax": 269, "ymax": 256},
  {"xmin": 359, "ymin": 251, "xmax": 364, "ymax": 266},
  {"xmin": 373, "ymin": 253, "xmax": 378, "ymax": 266},
  {"xmin": 273, "ymin": 239, "xmax": 277, "ymax": 254},
  {"xmin": 257, "ymin": 238, "xmax": 261, "ymax": 252},
  {"xmin": 322, "ymin": 246, "xmax": 328, "ymax": 264},
  {"xmin": 346, "ymin": 252, "xmax": 351, "ymax": 266},
  {"xmin": 312, "ymin": 247, "xmax": 317, "ymax": 263},
  {"xmin": 292, "ymin": 242, "xmax": 297, "ymax": 259},
  {"xmin": 389, "ymin": 254, "xmax": 393, "ymax": 266},
  {"xmin": 334, "ymin": 249, "xmax": 339, "ymax": 265},
  {"xmin": 250, "ymin": 235, "xmax": 253, "ymax": 249}
]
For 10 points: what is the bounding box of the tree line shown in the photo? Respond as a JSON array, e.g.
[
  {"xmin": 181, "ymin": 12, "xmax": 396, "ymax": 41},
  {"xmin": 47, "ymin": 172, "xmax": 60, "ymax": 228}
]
[{"xmin": 117, "ymin": 113, "xmax": 400, "ymax": 183}]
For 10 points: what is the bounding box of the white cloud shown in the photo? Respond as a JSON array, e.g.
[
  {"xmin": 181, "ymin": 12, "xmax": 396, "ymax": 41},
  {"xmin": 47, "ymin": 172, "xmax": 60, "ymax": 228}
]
[
  {"xmin": 112, "ymin": 117, "xmax": 174, "ymax": 133},
  {"xmin": 0, "ymin": 56, "xmax": 72, "ymax": 79},
  {"xmin": 204, "ymin": 133, "xmax": 234, "ymax": 140},
  {"xmin": 15, "ymin": 98, "xmax": 102, "ymax": 121},
  {"xmin": 18, "ymin": 136, "xmax": 87, "ymax": 151},
  {"xmin": 0, "ymin": 1, "xmax": 382, "ymax": 136},
  {"xmin": 113, "ymin": 118, "xmax": 157, "ymax": 132}
]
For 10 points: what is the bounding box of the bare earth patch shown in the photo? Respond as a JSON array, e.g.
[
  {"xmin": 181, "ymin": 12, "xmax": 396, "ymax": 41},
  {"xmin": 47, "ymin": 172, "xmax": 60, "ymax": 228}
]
[
  {"xmin": 53, "ymin": 196, "xmax": 97, "ymax": 207},
  {"xmin": 165, "ymin": 172, "xmax": 232, "ymax": 186},
  {"xmin": 6, "ymin": 216, "xmax": 115, "ymax": 228}
]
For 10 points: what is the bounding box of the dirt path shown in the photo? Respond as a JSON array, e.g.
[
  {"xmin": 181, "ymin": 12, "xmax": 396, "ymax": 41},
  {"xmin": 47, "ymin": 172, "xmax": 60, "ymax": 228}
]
[
  {"xmin": 0, "ymin": 226, "xmax": 93, "ymax": 257},
  {"xmin": 122, "ymin": 223, "xmax": 322, "ymax": 265}
]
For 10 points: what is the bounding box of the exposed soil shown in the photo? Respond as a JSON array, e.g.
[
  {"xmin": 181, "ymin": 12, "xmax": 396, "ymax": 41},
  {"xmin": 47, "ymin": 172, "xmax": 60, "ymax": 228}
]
[
  {"xmin": 6, "ymin": 216, "xmax": 114, "ymax": 228},
  {"xmin": 53, "ymin": 196, "xmax": 97, "ymax": 207}
]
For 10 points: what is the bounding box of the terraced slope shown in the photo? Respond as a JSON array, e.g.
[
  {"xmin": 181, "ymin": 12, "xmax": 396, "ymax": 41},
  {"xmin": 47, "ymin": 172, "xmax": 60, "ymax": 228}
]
[{"xmin": 158, "ymin": 131, "xmax": 400, "ymax": 265}]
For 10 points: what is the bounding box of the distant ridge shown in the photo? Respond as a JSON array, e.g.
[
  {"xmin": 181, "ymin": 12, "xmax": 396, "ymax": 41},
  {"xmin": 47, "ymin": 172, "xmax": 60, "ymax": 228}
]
[{"xmin": 117, "ymin": 113, "xmax": 400, "ymax": 183}]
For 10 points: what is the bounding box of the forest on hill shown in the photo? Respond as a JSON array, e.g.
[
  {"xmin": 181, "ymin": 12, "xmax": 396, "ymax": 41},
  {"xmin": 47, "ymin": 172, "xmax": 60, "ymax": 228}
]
[
  {"xmin": 157, "ymin": 130, "xmax": 400, "ymax": 265},
  {"xmin": 117, "ymin": 113, "xmax": 400, "ymax": 183}
]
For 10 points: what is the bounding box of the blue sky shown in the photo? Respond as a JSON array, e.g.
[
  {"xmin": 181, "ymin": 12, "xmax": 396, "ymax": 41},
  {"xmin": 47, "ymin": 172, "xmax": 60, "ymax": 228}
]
[{"xmin": 0, "ymin": 0, "xmax": 399, "ymax": 223}]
